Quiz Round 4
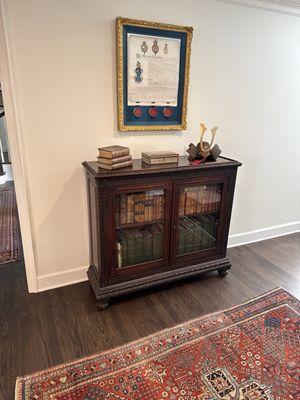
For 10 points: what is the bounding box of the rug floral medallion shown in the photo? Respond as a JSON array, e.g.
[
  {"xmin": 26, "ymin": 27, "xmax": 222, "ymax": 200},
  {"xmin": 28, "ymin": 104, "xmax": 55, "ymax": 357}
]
[{"xmin": 16, "ymin": 288, "xmax": 300, "ymax": 400}]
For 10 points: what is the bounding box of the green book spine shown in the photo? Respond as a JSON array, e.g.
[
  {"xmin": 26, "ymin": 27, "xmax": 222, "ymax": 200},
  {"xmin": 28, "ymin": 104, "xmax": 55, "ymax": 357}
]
[
  {"xmin": 143, "ymin": 228, "xmax": 153, "ymax": 262},
  {"xmin": 152, "ymin": 225, "xmax": 159, "ymax": 259},
  {"xmin": 134, "ymin": 228, "xmax": 144, "ymax": 264},
  {"xmin": 126, "ymin": 230, "xmax": 136, "ymax": 265}
]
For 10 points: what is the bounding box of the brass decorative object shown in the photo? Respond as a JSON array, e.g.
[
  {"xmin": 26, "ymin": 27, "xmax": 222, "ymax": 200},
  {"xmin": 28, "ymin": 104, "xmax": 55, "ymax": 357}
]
[{"xmin": 187, "ymin": 123, "xmax": 222, "ymax": 162}]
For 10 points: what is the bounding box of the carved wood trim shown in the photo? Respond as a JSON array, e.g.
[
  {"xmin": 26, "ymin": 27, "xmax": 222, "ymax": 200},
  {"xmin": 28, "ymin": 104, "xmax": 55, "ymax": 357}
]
[{"xmin": 88, "ymin": 258, "xmax": 231, "ymax": 301}]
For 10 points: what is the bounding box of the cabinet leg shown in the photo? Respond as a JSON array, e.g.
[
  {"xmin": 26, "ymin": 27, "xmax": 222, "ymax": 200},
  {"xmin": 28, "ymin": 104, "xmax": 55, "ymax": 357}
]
[
  {"xmin": 218, "ymin": 267, "xmax": 229, "ymax": 277},
  {"xmin": 97, "ymin": 299, "xmax": 109, "ymax": 311}
]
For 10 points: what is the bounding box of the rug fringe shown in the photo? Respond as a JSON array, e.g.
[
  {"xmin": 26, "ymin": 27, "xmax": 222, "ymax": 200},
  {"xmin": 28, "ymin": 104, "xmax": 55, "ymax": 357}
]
[{"xmin": 15, "ymin": 378, "xmax": 20, "ymax": 400}]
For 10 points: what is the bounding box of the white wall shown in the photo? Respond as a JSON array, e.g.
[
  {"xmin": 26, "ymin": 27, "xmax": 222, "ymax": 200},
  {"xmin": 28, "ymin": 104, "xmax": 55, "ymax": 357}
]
[{"xmin": 2, "ymin": 0, "xmax": 300, "ymax": 290}]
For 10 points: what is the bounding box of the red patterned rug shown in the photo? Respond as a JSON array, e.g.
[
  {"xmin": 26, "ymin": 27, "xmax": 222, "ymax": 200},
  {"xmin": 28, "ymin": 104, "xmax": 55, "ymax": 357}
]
[
  {"xmin": 0, "ymin": 185, "xmax": 21, "ymax": 264},
  {"xmin": 16, "ymin": 288, "xmax": 299, "ymax": 399}
]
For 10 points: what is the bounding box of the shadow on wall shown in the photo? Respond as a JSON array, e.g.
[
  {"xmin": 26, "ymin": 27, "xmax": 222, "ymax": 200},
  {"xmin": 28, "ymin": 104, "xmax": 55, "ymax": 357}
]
[{"xmin": 35, "ymin": 166, "xmax": 90, "ymax": 277}]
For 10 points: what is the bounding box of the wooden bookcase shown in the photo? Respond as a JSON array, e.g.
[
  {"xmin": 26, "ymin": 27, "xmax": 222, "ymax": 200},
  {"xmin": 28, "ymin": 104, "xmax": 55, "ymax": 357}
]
[{"xmin": 83, "ymin": 156, "xmax": 241, "ymax": 309}]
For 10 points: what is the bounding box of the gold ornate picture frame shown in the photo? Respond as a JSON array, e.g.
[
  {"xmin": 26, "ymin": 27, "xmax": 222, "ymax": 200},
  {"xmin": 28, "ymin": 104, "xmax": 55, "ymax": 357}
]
[{"xmin": 116, "ymin": 17, "xmax": 193, "ymax": 132}]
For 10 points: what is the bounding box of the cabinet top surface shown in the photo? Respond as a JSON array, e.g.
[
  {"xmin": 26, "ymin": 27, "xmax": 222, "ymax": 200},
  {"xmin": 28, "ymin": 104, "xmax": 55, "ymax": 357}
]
[{"xmin": 82, "ymin": 156, "xmax": 241, "ymax": 179}]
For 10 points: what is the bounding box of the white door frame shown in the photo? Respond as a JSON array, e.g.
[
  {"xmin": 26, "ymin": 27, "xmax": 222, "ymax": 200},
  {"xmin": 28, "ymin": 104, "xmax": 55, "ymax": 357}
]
[{"xmin": 0, "ymin": 0, "xmax": 38, "ymax": 292}]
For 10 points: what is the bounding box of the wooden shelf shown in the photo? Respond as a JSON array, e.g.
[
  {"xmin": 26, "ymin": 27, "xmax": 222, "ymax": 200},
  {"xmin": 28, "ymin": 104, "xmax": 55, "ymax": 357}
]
[
  {"xmin": 179, "ymin": 209, "xmax": 219, "ymax": 218},
  {"xmin": 116, "ymin": 219, "xmax": 164, "ymax": 230}
]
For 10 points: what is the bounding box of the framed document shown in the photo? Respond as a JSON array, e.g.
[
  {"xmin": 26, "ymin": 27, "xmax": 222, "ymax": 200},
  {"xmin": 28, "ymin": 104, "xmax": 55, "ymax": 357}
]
[{"xmin": 116, "ymin": 17, "xmax": 193, "ymax": 131}]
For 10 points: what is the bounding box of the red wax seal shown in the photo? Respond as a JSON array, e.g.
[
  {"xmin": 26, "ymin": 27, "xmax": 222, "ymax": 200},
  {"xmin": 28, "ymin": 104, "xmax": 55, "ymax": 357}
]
[
  {"xmin": 163, "ymin": 107, "xmax": 173, "ymax": 118},
  {"xmin": 133, "ymin": 106, "xmax": 143, "ymax": 118},
  {"xmin": 148, "ymin": 106, "xmax": 158, "ymax": 118}
]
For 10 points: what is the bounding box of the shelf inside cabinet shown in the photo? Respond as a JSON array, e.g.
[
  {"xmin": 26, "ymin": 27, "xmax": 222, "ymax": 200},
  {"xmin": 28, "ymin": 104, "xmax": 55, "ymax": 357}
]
[
  {"xmin": 179, "ymin": 209, "xmax": 219, "ymax": 219},
  {"xmin": 116, "ymin": 219, "xmax": 164, "ymax": 230}
]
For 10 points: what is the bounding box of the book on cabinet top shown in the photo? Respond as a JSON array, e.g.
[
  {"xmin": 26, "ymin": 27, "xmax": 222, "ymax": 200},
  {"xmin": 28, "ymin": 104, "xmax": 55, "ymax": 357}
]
[
  {"xmin": 97, "ymin": 155, "xmax": 132, "ymax": 165},
  {"xmin": 98, "ymin": 160, "xmax": 133, "ymax": 170},
  {"xmin": 98, "ymin": 145, "xmax": 130, "ymax": 159}
]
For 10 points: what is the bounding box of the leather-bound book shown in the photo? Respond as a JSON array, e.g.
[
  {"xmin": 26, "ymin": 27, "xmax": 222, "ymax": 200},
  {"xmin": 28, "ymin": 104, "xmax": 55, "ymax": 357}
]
[
  {"xmin": 97, "ymin": 160, "xmax": 133, "ymax": 170},
  {"xmin": 97, "ymin": 155, "xmax": 132, "ymax": 165},
  {"xmin": 98, "ymin": 145, "xmax": 130, "ymax": 159}
]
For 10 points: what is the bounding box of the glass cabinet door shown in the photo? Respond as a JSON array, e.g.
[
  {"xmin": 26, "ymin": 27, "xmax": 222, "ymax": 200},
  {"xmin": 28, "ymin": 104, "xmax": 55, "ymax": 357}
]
[
  {"xmin": 115, "ymin": 189, "xmax": 166, "ymax": 269},
  {"xmin": 177, "ymin": 183, "xmax": 222, "ymax": 256}
]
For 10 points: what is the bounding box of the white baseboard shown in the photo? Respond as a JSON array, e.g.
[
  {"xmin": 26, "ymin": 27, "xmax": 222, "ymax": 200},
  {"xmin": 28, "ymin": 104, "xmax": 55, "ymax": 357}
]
[
  {"xmin": 36, "ymin": 222, "xmax": 300, "ymax": 292},
  {"xmin": 228, "ymin": 221, "xmax": 300, "ymax": 248},
  {"xmin": 37, "ymin": 265, "xmax": 89, "ymax": 292}
]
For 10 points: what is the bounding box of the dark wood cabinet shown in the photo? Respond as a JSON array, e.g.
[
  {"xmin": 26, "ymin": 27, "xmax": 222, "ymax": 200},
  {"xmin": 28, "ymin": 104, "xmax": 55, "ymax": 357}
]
[{"xmin": 83, "ymin": 156, "xmax": 241, "ymax": 309}]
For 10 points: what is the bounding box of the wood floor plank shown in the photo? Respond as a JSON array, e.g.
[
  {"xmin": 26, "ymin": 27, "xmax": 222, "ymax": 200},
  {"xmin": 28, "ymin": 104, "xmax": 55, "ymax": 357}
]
[{"xmin": 0, "ymin": 233, "xmax": 299, "ymax": 399}]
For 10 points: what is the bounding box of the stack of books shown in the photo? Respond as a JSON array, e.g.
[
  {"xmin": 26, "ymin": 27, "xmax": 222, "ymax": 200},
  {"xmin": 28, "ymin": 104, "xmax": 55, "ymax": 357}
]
[
  {"xmin": 116, "ymin": 190, "xmax": 165, "ymax": 226},
  {"xmin": 97, "ymin": 145, "xmax": 132, "ymax": 170},
  {"xmin": 179, "ymin": 185, "xmax": 221, "ymax": 216}
]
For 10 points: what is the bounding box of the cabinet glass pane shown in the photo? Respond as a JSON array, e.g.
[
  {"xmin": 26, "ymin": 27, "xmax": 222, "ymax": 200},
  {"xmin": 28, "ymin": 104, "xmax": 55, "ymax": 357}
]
[
  {"xmin": 115, "ymin": 189, "xmax": 165, "ymax": 268},
  {"xmin": 177, "ymin": 184, "xmax": 222, "ymax": 255}
]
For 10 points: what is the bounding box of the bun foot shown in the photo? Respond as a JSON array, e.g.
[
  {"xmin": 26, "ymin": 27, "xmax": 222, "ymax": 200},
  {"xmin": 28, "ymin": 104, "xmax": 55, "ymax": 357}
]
[
  {"xmin": 97, "ymin": 299, "xmax": 109, "ymax": 311},
  {"xmin": 218, "ymin": 268, "xmax": 229, "ymax": 277}
]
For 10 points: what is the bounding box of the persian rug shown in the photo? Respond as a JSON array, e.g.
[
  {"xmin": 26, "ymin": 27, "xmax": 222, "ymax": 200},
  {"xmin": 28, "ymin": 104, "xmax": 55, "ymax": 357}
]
[
  {"xmin": 16, "ymin": 288, "xmax": 300, "ymax": 400},
  {"xmin": 0, "ymin": 185, "xmax": 21, "ymax": 264}
]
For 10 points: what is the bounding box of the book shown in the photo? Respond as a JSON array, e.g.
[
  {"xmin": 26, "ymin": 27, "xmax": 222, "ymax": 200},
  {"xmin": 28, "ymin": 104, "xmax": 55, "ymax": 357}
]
[
  {"xmin": 119, "ymin": 194, "xmax": 127, "ymax": 225},
  {"xmin": 148, "ymin": 193, "xmax": 154, "ymax": 221},
  {"xmin": 179, "ymin": 192, "xmax": 186, "ymax": 216},
  {"xmin": 196, "ymin": 187, "xmax": 204, "ymax": 213},
  {"xmin": 97, "ymin": 155, "xmax": 132, "ymax": 165},
  {"xmin": 143, "ymin": 228, "xmax": 153, "ymax": 262},
  {"xmin": 144, "ymin": 193, "xmax": 154, "ymax": 222},
  {"xmin": 142, "ymin": 151, "xmax": 179, "ymax": 166},
  {"xmin": 98, "ymin": 145, "xmax": 130, "ymax": 159},
  {"xmin": 134, "ymin": 193, "xmax": 146, "ymax": 223},
  {"xmin": 98, "ymin": 160, "xmax": 133, "ymax": 170},
  {"xmin": 157, "ymin": 195, "xmax": 165, "ymax": 220},
  {"xmin": 128, "ymin": 194, "xmax": 135, "ymax": 224},
  {"xmin": 202, "ymin": 186, "xmax": 208, "ymax": 212},
  {"xmin": 134, "ymin": 229, "xmax": 144, "ymax": 264},
  {"xmin": 190, "ymin": 187, "xmax": 198, "ymax": 214},
  {"xmin": 185, "ymin": 188, "xmax": 194, "ymax": 215},
  {"xmin": 126, "ymin": 230, "xmax": 136, "ymax": 266}
]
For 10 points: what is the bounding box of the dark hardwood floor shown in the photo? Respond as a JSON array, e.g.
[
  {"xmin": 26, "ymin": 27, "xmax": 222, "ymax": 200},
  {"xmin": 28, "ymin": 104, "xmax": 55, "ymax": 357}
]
[{"xmin": 1, "ymin": 233, "xmax": 299, "ymax": 399}]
